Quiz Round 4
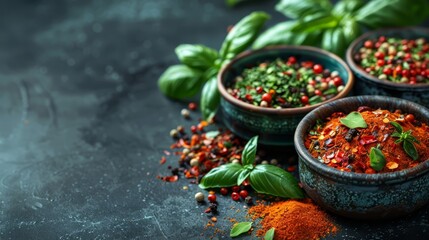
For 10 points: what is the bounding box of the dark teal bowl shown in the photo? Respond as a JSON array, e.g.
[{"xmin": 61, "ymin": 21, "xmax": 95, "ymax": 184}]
[
  {"xmin": 294, "ymin": 95, "xmax": 429, "ymax": 219},
  {"xmin": 218, "ymin": 46, "xmax": 354, "ymax": 146},
  {"xmin": 346, "ymin": 27, "xmax": 429, "ymax": 108}
]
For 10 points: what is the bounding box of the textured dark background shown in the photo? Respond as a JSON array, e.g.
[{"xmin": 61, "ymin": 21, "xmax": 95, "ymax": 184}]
[{"xmin": 0, "ymin": 0, "xmax": 429, "ymax": 239}]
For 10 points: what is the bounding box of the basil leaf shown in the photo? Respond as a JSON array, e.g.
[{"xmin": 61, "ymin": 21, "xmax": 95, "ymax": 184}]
[
  {"xmin": 321, "ymin": 28, "xmax": 334, "ymax": 54},
  {"xmin": 391, "ymin": 132, "xmax": 402, "ymax": 138},
  {"xmin": 370, "ymin": 147, "xmax": 386, "ymax": 171},
  {"xmin": 199, "ymin": 163, "xmax": 244, "ymax": 189},
  {"xmin": 175, "ymin": 44, "xmax": 218, "ymax": 70},
  {"xmin": 205, "ymin": 130, "xmax": 220, "ymax": 139},
  {"xmin": 264, "ymin": 227, "xmax": 275, "ymax": 240},
  {"xmin": 219, "ymin": 12, "xmax": 269, "ymax": 60},
  {"xmin": 230, "ymin": 222, "xmax": 252, "ymax": 237},
  {"xmin": 249, "ymin": 164, "xmax": 304, "ymax": 199},
  {"xmin": 275, "ymin": 0, "xmax": 332, "ymax": 19},
  {"xmin": 333, "ymin": 0, "xmax": 365, "ymax": 16},
  {"xmin": 340, "ymin": 111, "xmax": 368, "ymax": 129},
  {"xmin": 341, "ymin": 18, "xmax": 362, "ymax": 49},
  {"xmin": 237, "ymin": 167, "xmax": 252, "ymax": 186},
  {"xmin": 242, "ymin": 135, "xmax": 258, "ymax": 165},
  {"xmin": 390, "ymin": 121, "xmax": 403, "ymax": 134},
  {"xmin": 355, "ymin": 0, "xmax": 429, "ymax": 29},
  {"xmin": 252, "ymin": 21, "xmax": 321, "ymax": 49},
  {"xmin": 200, "ymin": 77, "xmax": 220, "ymax": 121},
  {"xmin": 403, "ymin": 140, "xmax": 419, "ymax": 160},
  {"xmin": 330, "ymin": 27, "xmax": 347, "ymax": 57},
  {"xmin": 158, "ymin": 65, "xmax": 203, "ymax": 99},
  {"xmin": 291, "ymin": 14, "xmax": 338, "ymax": 33}
]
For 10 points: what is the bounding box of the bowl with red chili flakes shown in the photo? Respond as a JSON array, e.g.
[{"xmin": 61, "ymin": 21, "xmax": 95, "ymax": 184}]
[
  {"xmin": 346, "ymin": 27, "xmax": 429, "ymax": 108},
  {"xmin": 218, "ymin": 45, "xmax": 354, "ymax": 146},
  {"xmin": 294, "ymin": 95, "xmax": 429, "ymax": 219}
]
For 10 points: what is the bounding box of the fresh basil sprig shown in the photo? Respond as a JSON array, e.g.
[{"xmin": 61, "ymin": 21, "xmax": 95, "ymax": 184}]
[
  {"xmin": 390, "ymin": 121, "xmax": 420, "ymax": 160},
  {"xmin": 230, "ymin": 222, "xmax": 253, "ymax": 238},
  {"xmin": 340, "ymin": 111, "xmax": 367, "ymax": 129},
  {"xmin": 158, "ymin": 12, "xmax": 269, "ymax": 120},
  {"xmin": 199, "ymin": 136, "xmax": 304, "ymax": 199},
  {"xmin": 254, "ymin": 0, "xmax": 429, "ymax": 57},
  {"xmin": 370, "ymin": 145, "xmax": 386, "ymax": 171}
]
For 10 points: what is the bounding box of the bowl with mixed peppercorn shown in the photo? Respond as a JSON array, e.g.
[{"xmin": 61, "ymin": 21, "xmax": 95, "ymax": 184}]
[
  {"xmin": 217, "ymin": 45, "xmax": 354, "ymax": 146},
  {"xmin": 294, "ymin": 95, "xmax": 429, "ymax": 219},
  {"xmin": 346, "ymin": 27, "xmax": 429, "ymax": 107}
]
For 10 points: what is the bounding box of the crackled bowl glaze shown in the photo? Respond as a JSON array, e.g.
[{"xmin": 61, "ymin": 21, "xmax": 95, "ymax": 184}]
[
  {"xmin": 346, "ymin": 27, "xmax": 429, "ymax": 108},
  {"xmin": 294, "ymin": 96, "xmax": 429, "ymax": 219},
  {"xmin": 218, "ymin": 46, "xmax": 354, "ymax": 146}
]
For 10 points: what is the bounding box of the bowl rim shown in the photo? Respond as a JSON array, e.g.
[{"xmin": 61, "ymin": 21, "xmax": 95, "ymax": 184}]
[
  {"xmin": 294, "ymin": 95, "xmax": 429, "ymax": 183},
  {"xmin": 217, "ymin": 45, "xmax": 354, "ymax": 115},
  {"xmin": 346, "ymin": 27, "xmax": 429, "ymax": 89}
]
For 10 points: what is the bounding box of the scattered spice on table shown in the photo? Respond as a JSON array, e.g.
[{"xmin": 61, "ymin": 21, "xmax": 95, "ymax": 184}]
[
  {"xmin": 355, "ymin": 36, "xmax": 429, "ymax": 84},
  {"xmin": 305, "ymin": 107, "xmax": 429, "ymax": 173},
  {"xmin": 248, "ymin": 199, "xmax": 337, "ymax": 240},
  {"xmin": 226, "ymin": 57, "xmax": 345, "ymax": 108}
]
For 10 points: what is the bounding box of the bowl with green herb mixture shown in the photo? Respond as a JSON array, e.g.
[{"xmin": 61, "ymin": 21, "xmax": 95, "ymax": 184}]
[
  {"xmin": 294, "ymin": 95, "xmax": 429, "ymax": 219},
  {"xmin": 346, "ymin": 27, "xmax": 429, "ymax": 108},
  {"xmin": 218, "ymin": 45, "xmax": 354, "ymax": 146}
]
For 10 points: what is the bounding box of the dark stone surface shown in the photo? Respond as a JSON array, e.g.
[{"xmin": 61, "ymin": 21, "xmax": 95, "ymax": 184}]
[{"xmin": 0, "ymin": 0, "xmax": 428, "ymax": 239}]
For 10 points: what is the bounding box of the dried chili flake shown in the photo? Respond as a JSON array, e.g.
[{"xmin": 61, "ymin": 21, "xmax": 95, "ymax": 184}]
[{"xmin": 159, "ymin": 156, "xmax": 167, "ymax": 165}]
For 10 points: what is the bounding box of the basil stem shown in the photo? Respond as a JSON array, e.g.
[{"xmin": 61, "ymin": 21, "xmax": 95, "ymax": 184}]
[{"xmin": 158, "ymin": 65, "xmax": 203, "ymax": 99}]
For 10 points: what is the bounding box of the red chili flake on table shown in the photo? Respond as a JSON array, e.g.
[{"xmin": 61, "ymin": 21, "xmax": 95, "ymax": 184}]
[{"xmin": 159, "ymin": 156, "xmax": 167, "ymax": 165}]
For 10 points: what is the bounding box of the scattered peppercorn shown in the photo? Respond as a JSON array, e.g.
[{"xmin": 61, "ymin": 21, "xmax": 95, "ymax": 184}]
[
  {"xmin": 231, "ymin": 186, "xmax": 240, "ymax": 193},
  {"xmin": 227, "ymin": 58, "xmax": 345, "ymax": 108},
  {"xmin": 181, "ymin": 108, "xmax": 191, "ymax": 118},
  {"xmin": 208, "ymin": 193, "xmax": 217, "ymax": 203},
  {"xmin": 188, "ymin": 102, "xmax": 197, "ymax": 111},
  {"xmin": 231, "ymin": 192, "xmax": 240, "ymax": 201},
  {"xmin": 220, "ymin": 187, "xmax": 228, "ymax": 195},
  {"xmin": 239, "ymin": 190, "xmax": 249, "ymax": 199},
  {"xmin": 170, "ymin": 129, "xmax": 179, "ymax": 138},
  {"xmin": 356, "ymin": 37, "xmax": 429, "ymax": 84},
  {"xmin": 244, "ymin": 196, "xmax": 253, "ymax": 205},
  {"xmin": 195, "ymin": 192, "xmax": 205, "ymax": 202}
]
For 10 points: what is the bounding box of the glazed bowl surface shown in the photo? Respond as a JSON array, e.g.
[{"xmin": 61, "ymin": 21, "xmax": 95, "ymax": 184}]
[
  {"xmin": 346, "ymin": 27, "xmax": 429, "ymax": 108},
  {"xmin": 294, "ymin": 95, "xmax": 429, "ymax": 219},
  {"xmin": 218, "ymin": 45, "xmax": 354, "ymax": 146}
]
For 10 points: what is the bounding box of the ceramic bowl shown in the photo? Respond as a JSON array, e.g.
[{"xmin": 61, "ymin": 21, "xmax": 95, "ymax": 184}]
[
  {"xmin": 346, "ymin": 27, "xmax": 429, "ymax": 108},
  {"xmin": 217, "ymin": 46, "xmax": 354, "ymax": 146},
  {"xmin": 294, "ymin": 95, "xmax": 429, "ymax": 219}
]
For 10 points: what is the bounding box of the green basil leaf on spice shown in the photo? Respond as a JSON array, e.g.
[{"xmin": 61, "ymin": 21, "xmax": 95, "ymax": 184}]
[
  {"xmin": 175, "ymin": 44, "xmax": 219, "ymax": 70},
  {"xmin": 355, "ymin": 0, "xmax": 429, "ymax": 29},
  {"xmin": 264, "ymin": 227, "xmax": 275, "ymax": 240},
  {"xmin": 237, "ymin": 166, "xmax": 252, "ymax": 186},
  {"xmin": 370, "ymin": 147, "xmax": 386, "ymax": 171},
  {"xmin": 340, "ymin": 111, "xmax": 368, "ymax": 129},
  {"xmin": 230, "ymin": 221, "xmax": 253, "ymax": 237},
  {"xmin": 249, "ymin": 164, "xmax": 304, "ymax": 199},
  {"xmin": 241, "ymin": 135, "xmax": 258, "ymax": 165},
  {"xmin": 219, "ymin": 11, "xmax": 269, "ymax": 60},
  {"xmin": 158, "ymin": 65, "xmax": 203, "ymax": 99},
  {"xmin": 275, "ymin": 0, "xmax": 332, "ymax": 19},
  {"xmin": 205, "ymin": 130, "xmax": 220, "ymax": 139},
  {"xmin": 200, "ymin": 77, "xmax": 220, "ymax": 121},
  {"xmin": 199, "ymin": 163, "xmax": 244, "ymax": 189},
  {"xmin": 390, "ymin": 121, "xmax": 403, "ymax": 134},
  {"xmin": 403, "ymin": 140, "xmax": 419, "ymax": 161}
]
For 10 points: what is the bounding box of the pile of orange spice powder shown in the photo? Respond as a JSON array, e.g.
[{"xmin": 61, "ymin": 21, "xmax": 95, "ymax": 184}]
[{"xmin": 248, "ymin": 199, "xmax": 338, "ymax": 240}]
